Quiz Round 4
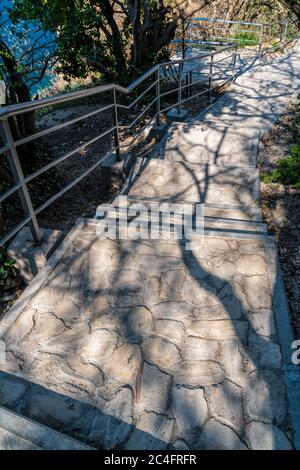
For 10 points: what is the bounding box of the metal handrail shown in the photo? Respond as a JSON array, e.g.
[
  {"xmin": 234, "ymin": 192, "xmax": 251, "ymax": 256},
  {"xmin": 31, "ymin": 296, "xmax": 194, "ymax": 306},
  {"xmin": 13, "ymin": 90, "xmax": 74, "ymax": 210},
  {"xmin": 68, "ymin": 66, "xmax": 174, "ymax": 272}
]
[
  {"xmin": 188, "ymin": 17, "xmax": 292, "ymax": 57},
  {"xmin": 0, "ymin": 43, "xmax": 237, "ymax": 247}
]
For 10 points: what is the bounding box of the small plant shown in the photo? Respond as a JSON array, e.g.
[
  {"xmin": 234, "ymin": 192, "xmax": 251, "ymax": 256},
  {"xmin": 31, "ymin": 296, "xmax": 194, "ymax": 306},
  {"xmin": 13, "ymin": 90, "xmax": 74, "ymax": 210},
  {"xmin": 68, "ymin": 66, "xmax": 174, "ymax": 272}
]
[
  {"xmin": 261, "ymin": 143, "xmax": 300, "ymax": 189},
  {"xmin": 0, "ymin": 250, "xmax": 16, "ymax": 284}
]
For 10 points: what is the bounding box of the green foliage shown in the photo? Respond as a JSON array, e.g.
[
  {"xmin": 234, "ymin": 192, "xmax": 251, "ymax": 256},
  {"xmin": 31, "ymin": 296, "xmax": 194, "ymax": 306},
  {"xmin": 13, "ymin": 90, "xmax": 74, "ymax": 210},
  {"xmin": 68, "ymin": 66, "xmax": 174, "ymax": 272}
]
[
  {"xmin": 0, "ymin": 250, "xmax": 16, "ymax": 283},
  {"xmin": 10, "ymin": 0, "xmax": 178, "ymax": 85},
  {"xmin": 234, "ymin": 31, "xmax": 259, "ymax": 47},
  {"xmin": 261, "ymin": 144, "xmax": 300, "ymax": 189}
]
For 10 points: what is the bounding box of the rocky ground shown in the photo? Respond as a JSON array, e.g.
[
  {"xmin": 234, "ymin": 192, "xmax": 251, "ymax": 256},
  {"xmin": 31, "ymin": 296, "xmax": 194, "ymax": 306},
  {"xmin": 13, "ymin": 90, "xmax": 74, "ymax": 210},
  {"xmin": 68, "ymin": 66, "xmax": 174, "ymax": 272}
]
[{"xmin": 259, "ymin": 104, "xmax": 300, "ymax": 338}]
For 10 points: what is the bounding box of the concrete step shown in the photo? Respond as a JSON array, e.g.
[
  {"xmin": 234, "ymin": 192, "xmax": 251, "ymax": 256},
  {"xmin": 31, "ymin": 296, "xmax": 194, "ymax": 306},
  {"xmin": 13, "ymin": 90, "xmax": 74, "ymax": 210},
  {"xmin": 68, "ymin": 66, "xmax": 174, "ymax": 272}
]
[
  {"xmin": 0, "ymin": 427, "xmax": 42, "ymax": 450},
  {"xmin": 0, "ymin": 406, "xmax": 93, "ymax": 450},
  {"xmin": 125, "ymin": 159, "xmax": 260, "ymax": 207},
  {"xmin": 201, "ymin": 93, "xmax": 290, "ymax": 129},
  {"xmin": 157, "ymin": 122, "xmax": 260, "ymax": 167},
  {"xmin": 102, "ymin": 201, "xmax": 266, "ymax": 232},
  {"xmin": 83, "ymin": 217, "xmax": 274, "ymax": 244}
]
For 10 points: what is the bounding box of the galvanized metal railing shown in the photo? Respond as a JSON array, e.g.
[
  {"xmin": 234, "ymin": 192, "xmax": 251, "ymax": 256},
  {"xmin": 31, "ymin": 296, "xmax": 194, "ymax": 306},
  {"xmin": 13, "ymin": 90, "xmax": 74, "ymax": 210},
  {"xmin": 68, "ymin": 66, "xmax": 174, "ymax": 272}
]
[
  {"xmin": 0, "ymin": 43, "xmax": 237, "ymax": 247},
  {"xmin": 189, "ymin": 17, "xmax": 264, "ymax": 55},
  {"xmin": 188, "ymin": 17, "xmax": 291, "ymax": 56}
]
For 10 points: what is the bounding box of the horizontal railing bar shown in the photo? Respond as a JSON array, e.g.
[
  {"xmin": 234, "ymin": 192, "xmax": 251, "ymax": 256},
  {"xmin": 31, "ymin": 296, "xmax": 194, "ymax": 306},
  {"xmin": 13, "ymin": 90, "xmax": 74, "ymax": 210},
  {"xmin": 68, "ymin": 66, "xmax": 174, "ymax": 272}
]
[
  {"xmin": 24, "ymin": 126, "xmax": 115, "ymax": 183},
  {"xmin": 120, "ymin": 115, "xmax": 158, "ymax": 150},
  {"xmin": 192, "ymin": 17, "xmax": 263, "ymax": 27},
  {"xmin": 0, "ymin": 214, "xmax": 31, "ymax": 247},
  {"xmin": 117, "ymin": 79, "xmax": 159, "ymax": 110},
  {"xmin": 213, "ymin": 54, "xmax": 235, "ymax": 65},
  {"xmin": 0, "ymin": 84, "xmax": 127, "ymax": 119},
  {"xmin": 159, "ymin": 72, "xmax": 232, "ymax": 115},
  {"xmin": 0, "ymin": 182, "xmax": 22, "ymax": 203},
  {"xmin": 14, "ymin": 103, "xmax": 115, "ymax": 147},
  {"xmin": 0, "ymin": 144, "xmax": 9, "ymax": 155},
  {"xmin": 127, "ymin": 67, "xmax": 158, "ymax": 92},
  {"xmin": 119, "ymin": 97, "xmax": 158, "ymax": 129},
  {"xmin": 192, "ymin": 25, "xmax": 260, "ymax": 34},
  {"xmin": 34, "ymin": 152, "xmax": 110, "ymax": 216},
  {"xmin": 206, "ymin": 35, "xmax": 257, "ymax": 44},
  {"xmin": 0, "ymin": 44, "xmax": 236, "ymax": 120}
]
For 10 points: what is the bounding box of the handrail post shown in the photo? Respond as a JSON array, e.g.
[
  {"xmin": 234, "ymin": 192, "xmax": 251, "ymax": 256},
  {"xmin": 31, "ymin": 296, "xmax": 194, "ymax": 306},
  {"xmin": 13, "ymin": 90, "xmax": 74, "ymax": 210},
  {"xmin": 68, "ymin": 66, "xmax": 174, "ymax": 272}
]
[
  {"xmin": 177, "ymin": 62, "xmax": 183, "ymax": 114},
  {"xmin": 112, "ymin": 88, "xmax": 121, "ymax": 161},
  {"xmin": 208, "ymin": 53, "xmax": 214, "ymax": 103},
  {"xmin": 258, "ymin": 23, "xmax": 264, "ymax": 56},
  {"xmin": 283, "ymin": 20, "xmax": 288, "ymax": 45},
  {"xmin": 231, "ymin": 44, "xmax": 238, "ymax": 82},
  {"xmin": 156, "ymin": 67, "xmax": 161, "ymax": 126},
  {"xmin": 1, "ymin": 118, "xmax": 42, "ymax": 243}
]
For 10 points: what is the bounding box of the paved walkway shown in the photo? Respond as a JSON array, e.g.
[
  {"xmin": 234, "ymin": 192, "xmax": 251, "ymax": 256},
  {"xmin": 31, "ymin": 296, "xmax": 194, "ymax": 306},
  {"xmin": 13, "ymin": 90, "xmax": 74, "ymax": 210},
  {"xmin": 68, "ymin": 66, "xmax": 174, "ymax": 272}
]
[{"xmin": 1, "ymin": 44, "xmax": 300, "ymax": 450}]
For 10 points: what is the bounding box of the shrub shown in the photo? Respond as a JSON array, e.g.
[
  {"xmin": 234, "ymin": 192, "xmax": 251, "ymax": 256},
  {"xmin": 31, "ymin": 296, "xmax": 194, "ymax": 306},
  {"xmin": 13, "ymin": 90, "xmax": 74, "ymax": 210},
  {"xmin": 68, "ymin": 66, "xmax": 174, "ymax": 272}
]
[{"xmin": 261, "ymin": 143, "xmax": 300, "ymax": 189}]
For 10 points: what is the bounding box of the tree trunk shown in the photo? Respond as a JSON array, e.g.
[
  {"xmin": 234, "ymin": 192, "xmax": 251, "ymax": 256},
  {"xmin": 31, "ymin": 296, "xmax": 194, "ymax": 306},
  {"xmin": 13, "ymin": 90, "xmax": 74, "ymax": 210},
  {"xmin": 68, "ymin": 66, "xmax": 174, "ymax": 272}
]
[{"xmin": 0, "ymin": 38, "xmax": 37, "ymax": 167}]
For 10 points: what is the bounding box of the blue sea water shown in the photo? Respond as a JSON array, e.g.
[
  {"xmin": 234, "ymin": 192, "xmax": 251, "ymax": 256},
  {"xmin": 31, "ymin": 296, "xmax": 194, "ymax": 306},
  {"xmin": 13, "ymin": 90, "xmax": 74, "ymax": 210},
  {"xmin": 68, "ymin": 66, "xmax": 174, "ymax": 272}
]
[{"xmin": 0, "ymin": 0, "xmax": 56, "ymax": 95}]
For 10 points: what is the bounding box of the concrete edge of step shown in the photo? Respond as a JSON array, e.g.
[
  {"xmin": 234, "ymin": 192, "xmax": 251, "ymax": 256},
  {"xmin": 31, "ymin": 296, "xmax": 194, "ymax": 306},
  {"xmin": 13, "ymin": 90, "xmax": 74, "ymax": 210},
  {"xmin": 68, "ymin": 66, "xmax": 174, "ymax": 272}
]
[
  {"xmin": 79, "ymin": 217, "xmax": 275, "ymax": 241},
  {"xmin": 0, "ymin": 405, "xmax": 94, "ymax": 450},
  {"xmin": 264, "ymin": 242, "xmax": 300, "ymax": 450}
]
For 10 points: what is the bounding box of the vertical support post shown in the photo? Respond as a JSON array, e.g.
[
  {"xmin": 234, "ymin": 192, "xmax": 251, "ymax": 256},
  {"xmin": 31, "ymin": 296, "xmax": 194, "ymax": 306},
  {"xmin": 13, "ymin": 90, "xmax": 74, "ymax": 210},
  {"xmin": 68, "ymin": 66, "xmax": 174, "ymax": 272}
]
[
  {"xmin": 1, "ymin": 118, "xmax": 42, "ymax": 243},
  {"xmin": 258, "ymin": 24, "xmax": 264, "ymax": 57},
  {"xmin": 231, "ymin": 44, "xmax": 238, "ymax": 82},
  {"xmin": 189, "ymin": 71, "xmax": 192, "ymax": 97},
  {"xmin": 189, "ymin": 18, "xmax": 193, "ymax": 42},
  {"xmin": 283, "ymin": 20, "xmax": 289, "ymax": 45},
  {"xmin": 112, "ymin": 88, "xmax": 121, "ymax": 161},
  {"xmin": 208, "ymin": 53, "xmax": 214, "ymax": 103},
  {"xmin": 156, "ymin": 67, "xmax": 161, "ymax": 126},
  {"xmin": 177, "ymin": 61, "xmax": 183, "ymax": 114}
]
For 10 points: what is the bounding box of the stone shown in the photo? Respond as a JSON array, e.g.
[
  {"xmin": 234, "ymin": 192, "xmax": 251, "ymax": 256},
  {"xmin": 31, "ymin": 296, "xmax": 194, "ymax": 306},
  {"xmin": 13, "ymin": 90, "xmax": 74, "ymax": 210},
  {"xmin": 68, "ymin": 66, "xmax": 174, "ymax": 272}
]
[
  {"xmin": 0, "ymin": 373, "xmax": 28, "ymax": 407},
  {"xmin": 152, "ymin": 319, "xmax": 184, "ymax": 345},
  {"xmin": 192, "ymin": 305, "xmax": 233, "ymax": 321},
  {"xmin": 166, "ymin": 108, "xmax": 188, "ymax": 123},
  {"xmin": 173, "ymin": 361, "xmax": 225, "ymax": 387},
  {"xmin": 250, "ymin": 309, "xmax": 276, "ymax": 337},
  {"xmin": 236, "ymin": 254, "xmax": 267, "ymax": 276},
  {"xmin": 8, "ymin": 227, "xmax": 62, "ymax": 284},
  {"xmin": 246, "ymin": 422, "xmax": 292, "ymax": 450},
  {"xmin": 86, "ymin": 388, "xmax": 133, "ymax": 449},
  {"xmin": 80, "ymin": 329, "xmax": 119, "ymax": 366},
  {"xmin": 220, "ymin": 340, "xmax": 245, "ymax": 379},
  {"xmin": 0, "ymin": 428, "xmax": 41, "ymax": 450},
  {"xmin": 0, "ymin": 405, "xmax": 91, "ymax": 450},
  {"xmin": 137, "ymin": 362, "xmax": 171, "ymax": 414},
  {"xmin": 172, "ymin": 386, "xmax": 207, "ymax": 438},
  {"xmin": 172, "ymin": 439, "xmax": 190, "ymax": 450},
  {"xmin": 217, "ymin": 283, "xmax": 245, "ymax": 320},
  {"xmin": 152, "ymin": 301, "xmax": 193, "ymax": 322},
  {"xmin": 124, "ymin": 412, "xmax": 174, "ymax": 450},
  {"xmin": 205, "ymin": 381, "xmax": 244, "ymax": 434},
  {"xmin": 142, "ymin": 336, "xmax": 181, "ymax": 372},
  {"xmin": 248, "ymin": 332, "xmax": 282, "ymax": 369},
  {"xmin": 24, "ymin": 392, "xmax": 85, "ymax": 430},
  {"xmin": 197, "ymin": 419, "xmax": 247, "ymax": 450},
  {"xmin": 4, "ymin": 309, "xmax": 36, "ymax": 344},
  {"xmin": 120, "ymin": 306, "xmax": 153, "ymax": 342},
  {"xmin": 103, "ymin": 342, "xmax": 142, "ymax": 384},
  {"xmin": 63, "ymin": 358, "xmax": 104, "ymax": 387},
  {"xmin": 183, "ymin": 336, "xmax": 220, "ymax": 362},
  {"xmin": 187, "ymin": 320, "xmax": 248, "ymax": 343},
  {"xmin": 244, "ymin": 370, "xmax": 287, "ymax": 425},
  {"xmin": 109, "ymin": 269, "xmax": 143, "ymax": 295},
  {"xmin": 242, "ymin": 275, "xmax": 273, "ymax": 310}
]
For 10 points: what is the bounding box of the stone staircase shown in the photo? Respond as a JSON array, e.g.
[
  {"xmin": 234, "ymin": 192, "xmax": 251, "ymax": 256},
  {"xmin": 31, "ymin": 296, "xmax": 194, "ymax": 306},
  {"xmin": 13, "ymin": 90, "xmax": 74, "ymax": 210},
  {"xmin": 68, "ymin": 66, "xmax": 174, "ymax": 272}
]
[
  {"xmin": 0, "ymin": 42, "xmax": 300, "ymax": 450},
  {"xmin": 0, "ymin": 405, "xmax": 93, "ymax": 450}
]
